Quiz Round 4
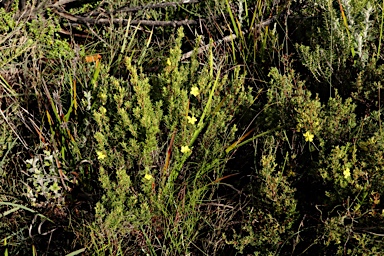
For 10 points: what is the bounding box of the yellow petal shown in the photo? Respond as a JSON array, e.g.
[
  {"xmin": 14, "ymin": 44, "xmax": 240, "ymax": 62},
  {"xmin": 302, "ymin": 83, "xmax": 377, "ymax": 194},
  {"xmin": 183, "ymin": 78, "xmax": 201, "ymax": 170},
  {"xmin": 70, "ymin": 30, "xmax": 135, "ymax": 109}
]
[
  {"xmin": 303, "ymin": 131, "xmax": 314, "ymax": 142},
  {"xmin": 97, "ymin": 151, "xmax": 107, "ymax": 160},
  {"xmin": 190, "ymin": 87, "xmax": 199, "ymax": 97},
  {"xmin": 187, "ymin": 115, "xmax": 197, "ymax": 124},
  {"xmin": 181, "ymin": 146, "xmax": 191, "ymax": 154},
  {"xmin": 144, "ymin": 174, "xmax": 153, "ymax": 180},
  {"xmin": 343, "ymin": 168, "xmax": 351, "ymax": 179}
]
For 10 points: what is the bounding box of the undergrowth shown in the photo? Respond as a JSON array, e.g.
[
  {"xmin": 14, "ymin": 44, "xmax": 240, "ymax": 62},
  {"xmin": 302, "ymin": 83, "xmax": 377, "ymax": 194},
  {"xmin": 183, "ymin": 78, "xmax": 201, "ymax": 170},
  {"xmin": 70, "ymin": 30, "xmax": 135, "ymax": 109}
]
[{"xmin": 1, "ymin": 0, "xmax": 384, "ymax": 255}]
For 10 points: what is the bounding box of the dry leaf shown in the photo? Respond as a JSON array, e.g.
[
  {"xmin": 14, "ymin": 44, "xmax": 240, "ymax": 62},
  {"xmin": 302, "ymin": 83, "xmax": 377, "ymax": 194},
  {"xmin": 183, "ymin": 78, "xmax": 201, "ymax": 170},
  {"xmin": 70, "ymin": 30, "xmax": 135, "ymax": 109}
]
[{"xmin": 85, "ymin": 54, "xmax": 101, "ymax": 63}]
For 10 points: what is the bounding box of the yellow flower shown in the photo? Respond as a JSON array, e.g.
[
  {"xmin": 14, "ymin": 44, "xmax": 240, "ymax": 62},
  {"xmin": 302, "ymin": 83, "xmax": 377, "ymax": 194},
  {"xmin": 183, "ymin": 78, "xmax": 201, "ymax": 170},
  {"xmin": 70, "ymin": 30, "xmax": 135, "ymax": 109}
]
[
  {"xmin": 190, "ymin": 86, "xmax": 199, "ymax": 97},
  {"xmin": 181, "ymin": 145, "xmax": 191, "ymax": 154},
  {"xmin": 343, "ymin": 167, "xmax": 351, "ymax": 179},
  {"xmin": 166, "ymin": 58, "xmax": 171, "ymax": 66},
  {"xmin": 187, "ymin": 115, "xmax": 197, "ymax": 124},
  {"xmin": 99, "ymin": 106, "xmax": 107, "ymax": 115},
  {"xmin": 97, "ymin": 151, "xmax": 107, "ymax": 160},
  {"xmin": 303, "ymin": 131, "xmax": 314, "ymax": 142},
  {"xmin": 144, "ymin": 173, "xmax": 153, "ymax": 180}
]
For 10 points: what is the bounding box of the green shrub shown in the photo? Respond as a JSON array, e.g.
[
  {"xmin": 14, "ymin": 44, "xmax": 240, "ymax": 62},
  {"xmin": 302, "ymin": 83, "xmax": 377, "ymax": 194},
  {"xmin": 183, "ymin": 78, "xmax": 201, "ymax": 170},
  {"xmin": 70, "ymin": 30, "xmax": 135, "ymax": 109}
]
[
  {"xmin": 89, "ymin": 27, "xmax": 253, "ymax": 255},
  {"xmin": 259, "ymin": 65, "xmax": 384, "ymax": 255}
]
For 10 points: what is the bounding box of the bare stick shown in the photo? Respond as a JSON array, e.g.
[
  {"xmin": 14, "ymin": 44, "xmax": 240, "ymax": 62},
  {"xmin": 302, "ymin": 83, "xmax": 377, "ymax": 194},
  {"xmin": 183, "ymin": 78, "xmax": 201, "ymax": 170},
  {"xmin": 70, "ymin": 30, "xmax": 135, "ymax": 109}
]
[
  {"xmin": 53, "ymin": 9, "xmax": 202, "ymax": 27},
  {"xmin": 81, "ymin": 0, "xmax": 201, "ymax": 17},
  {"xmin": 181, "ymin": 17, "xmax": 276, "ymax": 61}
]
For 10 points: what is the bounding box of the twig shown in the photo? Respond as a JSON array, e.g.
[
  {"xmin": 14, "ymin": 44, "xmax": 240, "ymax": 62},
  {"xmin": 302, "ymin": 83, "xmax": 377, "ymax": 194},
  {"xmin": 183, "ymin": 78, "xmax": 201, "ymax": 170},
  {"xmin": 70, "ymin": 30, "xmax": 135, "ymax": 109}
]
[
  {"xmin": 85, "ymin": 22, "xmax": 111, "ymax": 47},
  {"xmin": 82, "ymin": 0, "xmax": 202, "ymax": 17},
  {"xmin": 355, "ymin": 229, "xmax": 384, "ymax": 237},
  {"xmin": 52, "ymin": 8, "xmax": 202, "ymax": 27},
  {"xmin": 201, "ymin": 203, "xmax": 234, "ymax": 209},
  {"xmin": 111, "ymin": 0, "xmax": 201, "ymax": 15},
  {"xmin": 181, "ymin": 33, "xmax": 236, "ymax": 61},
  {"xmin": 181, "ymin": 17, "xmax": 276, "ymax": 61},
  {"xmin": 49, "ymin": 0, "xmax": 78, "ymax": 8},
  {"xmin": 0, "ymin": 108, "xmax": 29, "ymax": 149}
]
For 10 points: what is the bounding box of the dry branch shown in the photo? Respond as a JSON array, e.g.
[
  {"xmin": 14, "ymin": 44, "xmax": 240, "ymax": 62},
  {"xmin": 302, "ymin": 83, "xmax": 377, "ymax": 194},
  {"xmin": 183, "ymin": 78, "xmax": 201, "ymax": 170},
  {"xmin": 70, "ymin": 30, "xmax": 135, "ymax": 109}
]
[
  {"xmin": 53, "ymin": 8, "xmax": 203, "ymax": 27},
  {"xmin": 181, "ymin": 17, "xmax": 277, "ymax": 60},
  {"xmin": 106, "ymin": 0, "xmax": 201, "ymax": 16}
]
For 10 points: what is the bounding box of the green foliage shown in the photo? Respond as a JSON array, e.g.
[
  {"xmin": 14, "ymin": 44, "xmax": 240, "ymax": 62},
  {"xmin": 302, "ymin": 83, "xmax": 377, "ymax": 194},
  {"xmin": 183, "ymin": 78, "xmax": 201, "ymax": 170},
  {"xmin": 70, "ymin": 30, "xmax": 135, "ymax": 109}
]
[
  {"xmin": 89, "ymin": 27, "xmax": 253, "ymax": 254},
  {"xmin": 224, "ymin": 136, "xmax": 298, "ymax": 255},
  {"xmin": 262, "ymin": 65, "xmax": 384, "ymax": 255},
  {"xmin": 0, "ymin": 4, "xmax": 93, "ymax": 254},
  {"xmin": 296, "ymin": 0, "xmax": 382, "ymax": 96},
  {"xmin": 2, "ymin": 0, "xmax": 384, "ymax": 255},
  {"xmin": 290, "ymin": 4, "xmax": 384, "ymax": 253},
  {"xmin": 24, "ymin": 150, "xmax": 69, "ymax": 208},
  {"xmin": 224, "ymin": 0, "xmax": 281, "ymax": 72},
  {"xmin": 0, "ymin": 108, "xmax": 17, "ymax": 175}
]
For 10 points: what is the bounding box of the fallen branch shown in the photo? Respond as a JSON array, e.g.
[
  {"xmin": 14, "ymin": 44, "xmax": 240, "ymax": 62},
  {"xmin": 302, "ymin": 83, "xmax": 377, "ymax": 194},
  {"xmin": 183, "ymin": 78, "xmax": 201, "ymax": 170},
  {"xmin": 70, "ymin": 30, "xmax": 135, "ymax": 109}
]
[
  {"xmin": 181, "ymin": 17, "xmax": 276, "ymax": 60},
  {"xmin": 181, "ymin": 34, "xmax": 237, "ymax": 61},
  {"xmin": 53, "ymin": 8, "xmax": 203, "ymax": 27},
  {"xmin": 49, "ymin": 0, "xmax": 79, "ymax": 8},
  {"xmin": 94, "ymin": 0, "xmax": 202, "ymax": 17}
]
